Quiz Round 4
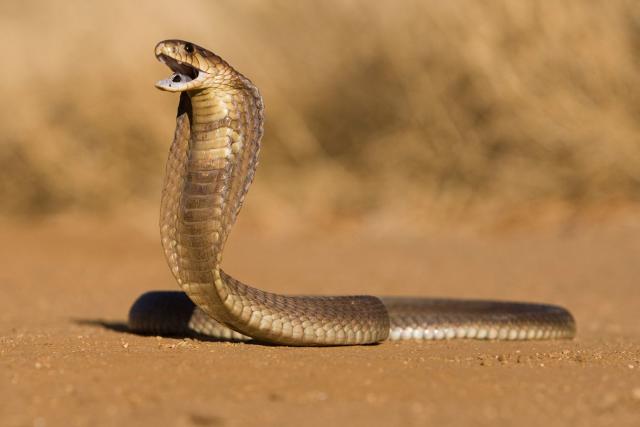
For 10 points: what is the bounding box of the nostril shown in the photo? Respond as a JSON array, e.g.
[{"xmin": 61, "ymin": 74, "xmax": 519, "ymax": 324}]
[{"xmin": 172, "ymin": 75, "xmax": 181, "ymax": 83}]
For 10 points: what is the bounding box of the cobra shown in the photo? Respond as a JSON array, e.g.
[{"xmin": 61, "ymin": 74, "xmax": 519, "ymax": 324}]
[{"xmin": 128, "ymin": 40, "xmax": 576, "ymax": 346}]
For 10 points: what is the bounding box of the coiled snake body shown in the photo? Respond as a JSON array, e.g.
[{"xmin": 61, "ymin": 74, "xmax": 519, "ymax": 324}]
[{"xmin": 128, "ymin": 40, "xmax": 576, "ymax": 346}]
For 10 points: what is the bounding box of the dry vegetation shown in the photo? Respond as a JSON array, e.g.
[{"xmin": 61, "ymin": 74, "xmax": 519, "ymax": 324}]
[{"xmin": 2, "ymin": 1, "xmax": 640, "ymax": 231}]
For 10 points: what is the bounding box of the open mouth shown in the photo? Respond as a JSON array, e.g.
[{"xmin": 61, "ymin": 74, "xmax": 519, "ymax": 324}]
[{"xmin": 156, "ymin": 53, "xmax": 201, "ymax": 90}]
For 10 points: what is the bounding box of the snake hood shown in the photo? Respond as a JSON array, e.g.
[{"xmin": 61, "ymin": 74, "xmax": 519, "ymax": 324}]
[{"xmin": 155, "ymin": 40, "xmax": 235, "ymax": 92}]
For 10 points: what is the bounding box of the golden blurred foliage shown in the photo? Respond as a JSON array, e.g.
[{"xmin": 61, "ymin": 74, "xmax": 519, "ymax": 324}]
[{"xmin": 2, "ymin": 1, "xmax": 639, "ymax": 231}]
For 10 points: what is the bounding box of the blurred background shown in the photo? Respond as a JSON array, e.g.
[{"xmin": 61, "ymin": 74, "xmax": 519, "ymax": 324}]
[
  {"xmin": 2, "ymin": 0, "xmax": 640, "ymax": 234},
  {"xmin": 2, "ymin": 7, "xmax": 640, "ymax": 424}
]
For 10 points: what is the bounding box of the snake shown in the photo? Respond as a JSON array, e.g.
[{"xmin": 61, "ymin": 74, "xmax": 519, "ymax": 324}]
[{"xmin": 127, "ymin": 40, "xmax": 576, "ymax": 346}]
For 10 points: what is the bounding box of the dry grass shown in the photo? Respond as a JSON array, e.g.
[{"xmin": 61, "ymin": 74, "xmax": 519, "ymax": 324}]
[{"xmin": 2, "ymin": 0, "xmax": 640, "ymax": 231}]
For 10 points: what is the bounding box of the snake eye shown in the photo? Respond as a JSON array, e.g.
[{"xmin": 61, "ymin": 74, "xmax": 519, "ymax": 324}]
[{"xmin": 184, "ymin": 43, "xmax": 194, "ymax": 53}]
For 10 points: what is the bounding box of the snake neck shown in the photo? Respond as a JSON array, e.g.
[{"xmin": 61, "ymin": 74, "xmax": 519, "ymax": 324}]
[
  {"xmin": 187, "ymin": 87, "xmax": 254, "ymax": 259},
  {"xmin": 160, "ymin": 78, "xmax": 264, "ymax": 325}
]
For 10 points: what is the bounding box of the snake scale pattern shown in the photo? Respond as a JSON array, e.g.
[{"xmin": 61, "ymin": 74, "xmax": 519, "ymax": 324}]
[{"xmin": 128, "ymin": 40, "xmax": 576, "ymax": 346}]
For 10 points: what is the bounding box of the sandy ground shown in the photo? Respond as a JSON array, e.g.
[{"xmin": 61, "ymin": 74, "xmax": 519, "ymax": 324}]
[{"xmin": 1, "ymin": 215, "xmax": 639, "ymax": 427}]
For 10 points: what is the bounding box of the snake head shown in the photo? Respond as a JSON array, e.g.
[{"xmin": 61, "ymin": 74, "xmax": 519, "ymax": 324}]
[{"xmin": 155, "ymin": 40, "xmax": 233, "ymax": 92}]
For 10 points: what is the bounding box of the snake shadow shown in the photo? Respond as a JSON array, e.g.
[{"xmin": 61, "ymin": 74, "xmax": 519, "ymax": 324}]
[
  {"xmin": 73, "ymin": 318, "xmax": 364, "ymax": 346},
  {"xmin": 72, "ymin": 318, "xmax": 253, "ymax": 344},
  {"xmin": 72, "ymin": 318, "xmax": 381, "ymax": 347}
]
